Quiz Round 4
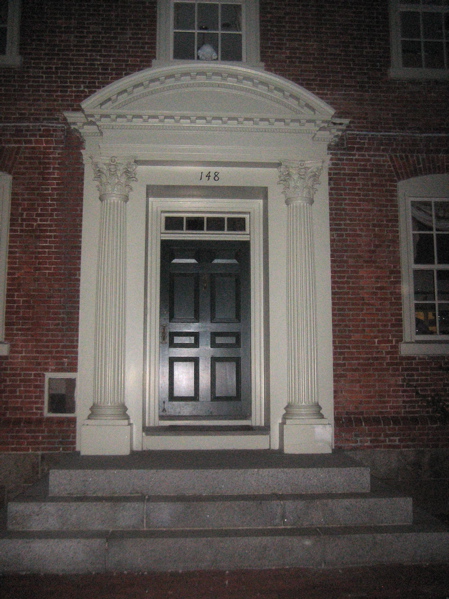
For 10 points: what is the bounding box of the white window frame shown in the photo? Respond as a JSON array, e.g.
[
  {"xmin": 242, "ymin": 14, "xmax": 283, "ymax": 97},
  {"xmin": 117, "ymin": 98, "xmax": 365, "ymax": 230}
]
[
  {"xmin": 399, "ymin": 174, "xmax": 449, "ymax": 356},
  {"xmin": 0, "ymin": 0, "xmax": 22, "ymax": 68},
  {"xmin": 0, "ymin": 172, "xmax": 11, "ymax": 355},
  {"xmin": 154, "ymin": 0, "xmax": 261, "ymax": 67},
  {"xmin": 389, "ymin": 0, "xmax": 449, "ymax": 80}
]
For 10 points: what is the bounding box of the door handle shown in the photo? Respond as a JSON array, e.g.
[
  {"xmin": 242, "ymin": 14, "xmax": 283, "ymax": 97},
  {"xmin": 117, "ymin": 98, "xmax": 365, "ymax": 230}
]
[{"xmin": 160, "ymin": 325, "xmax": 168, "ymax": 344}]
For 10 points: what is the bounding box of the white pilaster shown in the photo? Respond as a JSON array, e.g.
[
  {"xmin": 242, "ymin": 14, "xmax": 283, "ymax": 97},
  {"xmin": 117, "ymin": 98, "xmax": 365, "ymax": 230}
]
[
  {"xmin": 278, "ymin": 160, "xmax": 332, "ymax": 454},
  {"xmin": 81, "ymin": 156, "xmax": 137, "ymax": 455}
]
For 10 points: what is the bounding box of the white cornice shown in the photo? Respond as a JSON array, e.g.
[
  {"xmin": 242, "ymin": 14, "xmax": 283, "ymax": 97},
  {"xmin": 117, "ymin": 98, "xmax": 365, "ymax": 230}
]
[{"xmin": 65, "ymin": 64, "xmax": 348, "ymax": 145}]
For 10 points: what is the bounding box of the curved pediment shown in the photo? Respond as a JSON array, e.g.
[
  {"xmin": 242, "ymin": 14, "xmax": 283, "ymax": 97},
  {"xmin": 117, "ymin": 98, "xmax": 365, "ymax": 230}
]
[{"xmin": 66, "ymin": 64, "xmax": 347, "ymax": 142}]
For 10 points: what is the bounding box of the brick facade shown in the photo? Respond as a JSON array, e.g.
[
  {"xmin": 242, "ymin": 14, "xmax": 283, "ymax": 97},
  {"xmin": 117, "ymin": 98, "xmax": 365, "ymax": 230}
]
[{"xmin": 0, "ymin": 0, "xmax": 448, "ymax": 453}]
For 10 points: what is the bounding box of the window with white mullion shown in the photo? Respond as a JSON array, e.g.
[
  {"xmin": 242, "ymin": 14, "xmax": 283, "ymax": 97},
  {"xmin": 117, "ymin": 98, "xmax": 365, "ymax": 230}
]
[
  {"xmin": 172, "ymin": 0, "xmax": 243, "ymax": 61},
  {"xmin": 410, "ymin": 198, "xmax": 449, "ymax": 338},
  {"xmin": 391, "ymin": 0, "xmax": 449, "ymax": 76}
]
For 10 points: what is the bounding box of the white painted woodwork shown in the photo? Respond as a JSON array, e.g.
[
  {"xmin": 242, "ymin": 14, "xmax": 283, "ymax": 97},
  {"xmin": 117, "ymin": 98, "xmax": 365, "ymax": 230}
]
[{"xmin": 65, "ymin": 63, "xmax": 347, "ymax": 454}]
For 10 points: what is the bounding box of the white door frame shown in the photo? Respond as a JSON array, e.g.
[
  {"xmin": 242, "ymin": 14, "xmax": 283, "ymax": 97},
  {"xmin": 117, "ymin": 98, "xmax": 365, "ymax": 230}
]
[{"xmin": 144, "ymin": 195, "xmax": 266, "ymax": 440}]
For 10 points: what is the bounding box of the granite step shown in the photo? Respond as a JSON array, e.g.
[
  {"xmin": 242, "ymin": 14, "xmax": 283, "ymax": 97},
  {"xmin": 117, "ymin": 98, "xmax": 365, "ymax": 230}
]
[
  {"xmin": 48, "ymin": 451, "xmax": 371, "ymax": 496},
  {"xmin": 1, "ymin": 519, "xmax": 449, "ymax": 573},
  {"xmin": 7, "ymin": 491, "xmax": 413, "ymax": 531}
]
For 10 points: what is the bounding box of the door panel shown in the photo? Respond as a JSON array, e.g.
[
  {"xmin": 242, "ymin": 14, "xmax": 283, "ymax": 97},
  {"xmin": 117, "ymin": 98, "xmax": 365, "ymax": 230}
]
[{"xmin": 160, "ymin": 239, "xmax": 250, "ymax": 420}]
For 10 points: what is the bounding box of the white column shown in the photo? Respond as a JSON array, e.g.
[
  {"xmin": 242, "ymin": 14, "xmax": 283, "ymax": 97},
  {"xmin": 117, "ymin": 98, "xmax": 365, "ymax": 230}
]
[
  {"xmin": 81, "ymin": 156, "xmax": 137, "ymax": 455},
  {"xmin": 278, "ymin": 160, "xmax": 332, "ymax": 453}
]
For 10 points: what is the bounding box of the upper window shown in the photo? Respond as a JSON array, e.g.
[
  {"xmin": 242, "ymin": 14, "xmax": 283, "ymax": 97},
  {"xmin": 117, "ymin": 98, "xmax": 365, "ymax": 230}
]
[
  {"xmin": 0, "ymin": 0, "xmax": 21, "ymax": 67},
  {"xmin": 390, "ymin": 0, "xmax": 449, "ymax": 79},
  {"xmin": 399, "ymin": 175, "xmax": 449, "ymax": 355},
  {"xmin": 155, "ymin": 0, "xmax": 261, "ymax": 66}
]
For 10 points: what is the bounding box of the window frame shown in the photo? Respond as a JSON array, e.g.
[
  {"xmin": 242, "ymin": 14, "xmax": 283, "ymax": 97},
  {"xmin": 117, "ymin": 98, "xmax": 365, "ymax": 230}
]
[
  {"xmin": 0, "ymin": 0, "xmax": 22, "ymax": 68},
  {"xmin": 154, "ymin": 0, "xmax": 261, "ymax": 67},
  {"xmin": 0, "ymin": 172, "xmax": 11, "ymax": 356},
  {"xmin": 399, "ymin": 174, "xmax": 449, "ymax": 356},
  {"xmin": 389, "ymin": 0, "xmax": 449, "ymax": 80}
]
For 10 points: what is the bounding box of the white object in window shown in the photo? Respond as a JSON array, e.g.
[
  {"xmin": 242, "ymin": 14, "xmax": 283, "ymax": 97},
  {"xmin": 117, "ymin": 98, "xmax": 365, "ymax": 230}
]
[
  {"xmin": 389, "ymin": 0, "xmax": 449, "ymax": 80},
  {"xmin": 399, "ymin": 174, "xmax": 449, "ymax": 355},
  {"xmin": 45, "ymin": 373, "xmax": 77, "ymax": 416},
  {"xmin": 0, "ymin": 0, "xmax": 22, "ymax": 67},
  {"xmin": 0, "ymin": 172, "xmax": 11, "ymax": 356},
  {"xmin": 155, "ymin": 0, "xmax": 261, "ymax": 67}
]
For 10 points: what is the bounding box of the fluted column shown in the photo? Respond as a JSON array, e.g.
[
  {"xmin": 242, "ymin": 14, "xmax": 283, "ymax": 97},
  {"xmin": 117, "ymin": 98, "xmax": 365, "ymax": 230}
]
[
  {"xmin": 278, "ymin": 160, "xmax": 332, "ymax": 453},
  {"xmin": 81, "ymin": 156, "xmax": 137, "ymax": 455}
]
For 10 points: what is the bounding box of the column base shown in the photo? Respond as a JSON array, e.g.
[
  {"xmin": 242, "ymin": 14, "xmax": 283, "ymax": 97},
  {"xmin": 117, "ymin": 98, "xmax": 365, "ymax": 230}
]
[
  {"xmin": 80, "ymin": 419, "xmax": 132, "ymax": 455},
  {"xmin": 280, "ymin": 419, "xmax": 333, "ymax": 454}
]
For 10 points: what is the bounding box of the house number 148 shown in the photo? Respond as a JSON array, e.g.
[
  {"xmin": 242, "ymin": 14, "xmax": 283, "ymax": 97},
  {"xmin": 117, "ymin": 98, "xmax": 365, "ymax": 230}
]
[{"xmin": 199, "ymin": 171, "xmax": 220, "ymax": 181}]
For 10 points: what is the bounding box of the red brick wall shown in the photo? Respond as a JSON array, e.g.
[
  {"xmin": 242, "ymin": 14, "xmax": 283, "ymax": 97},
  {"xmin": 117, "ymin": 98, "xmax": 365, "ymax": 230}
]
[{"xmin": 0, "ymin": 0, "xmax": 448, "ymax": 452}]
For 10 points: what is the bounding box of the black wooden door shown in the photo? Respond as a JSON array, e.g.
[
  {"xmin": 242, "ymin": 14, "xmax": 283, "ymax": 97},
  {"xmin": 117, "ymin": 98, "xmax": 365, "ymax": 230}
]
[{"xmin": 159, "ymin": 239, "xmax": 251, "ymax": 419}]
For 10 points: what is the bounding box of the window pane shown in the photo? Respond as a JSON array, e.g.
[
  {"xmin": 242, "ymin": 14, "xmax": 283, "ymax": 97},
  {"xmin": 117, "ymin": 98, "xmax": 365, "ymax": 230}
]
[
  {"xmin": 423, "ymin": 12, "xmax": 443, "ymax": 39},
  {"xmin": 414, "ymin": 233, "xmax": 435, "ymax": 264},
  {"xmin": 221, "ymin": 4, "xmax": 242, "ymax": 31},
  {"xmin": 412, "ymin": 201, "xmax": 433, "ymax": 231},
  {"xmin": 48, "ymin": 378, "xmax": 76, "ymax": 414},
  {"xmin": 438, "ymin": 304, "xmax": 449, "ymax": 334},
  {"xmin": 414, "ymin": 270, "xmax": 435, "ymax": 301},
  {"xmin": 221, "ymin": 33, "xmax": 242, "ymax": 61},
  {"xmin": 424, "ymin": 41, "xmax": 445, "ymax": 68},
  {"xmin": 207, "ymin": 217, "xmax": 225, "ymax": 231},
  {"xmin": 0, "ymin": 0, "xmax": 8, "ymax": 26},
  {"xmin": 436, "ymin": 233, "xmax": 449, "ymax": 263},
  {"xmin": 197, "ymin": 32, "xmax": 218, "ymax": 59},
  {"xmin": 0, "ymin": 27, "xmax": 6, "ymax": 54},
  {"xmin": 174, "ymin": 3, "xmax": 195, "ymax": 30},
  {"xmin": 174, "ymin": 32, "xmax": 196, "ymax": 59},
  {"xmin": 186, "ymin": 217, "xmax": 205, "ymax": 231},
  {"xmin": 401, "ymin": 11, "xmax": 421, "ymax": 38},
  {"xmin": 227, "ymin": 217, "xmax": 246, "ymax": 231},
  {"xmin": 402, "ymin": 40, "xmax": 423, "ymax": 67},
  {"xmin": 415, "ymin": 304, "xmax": 437, "ymax": 335},
  {"xmin": 435, "ymin": 201, "xmax": 449, "ymax": 230},
  {"xmin": 165, "ymin": 216, "xmax": 184, "ymax": 231},
  {"xmin": 198, "ymin": 3, "xmax": 219, "ymax": 31},
  {"xmin": 437, "ymin": 271, "xmax": 449, "ymax": 300}
]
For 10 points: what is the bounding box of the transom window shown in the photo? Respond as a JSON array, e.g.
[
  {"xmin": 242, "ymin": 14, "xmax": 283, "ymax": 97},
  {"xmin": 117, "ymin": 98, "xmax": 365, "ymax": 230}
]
[
  {"xmin": 410, "ymin": 199, "xmax": 449, "ymax": 337},
  {"xmin": 162, "ymin": 212, "xmax": 248, "ymax": 234},
  {"xmin": 390, "ymin": 0, "xmax": 449, "ymax": 79},
  {"xmin": 174, "ymin": 1, "xmax": 243, "ymax": 61}
]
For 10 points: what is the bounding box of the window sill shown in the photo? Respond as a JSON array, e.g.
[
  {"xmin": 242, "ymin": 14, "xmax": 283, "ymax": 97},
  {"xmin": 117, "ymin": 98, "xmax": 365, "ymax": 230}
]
[
  {"xmin": 389, "ymin": 67, "xmax": 449, "ymax": 81},
  {"xmin": 151, "ymin": 59, "xmax": 265, "ymax": 71},
  {"xmin": 0, "ymin": 54, "xmax": 22, "ymax": 68},
  {"xmin": 0, "ymin": 341, "xmax": 10, "ymax": 356},
  {"xmin": 400, "ymin": 341, "xmax": 449, "ymax": 356}
]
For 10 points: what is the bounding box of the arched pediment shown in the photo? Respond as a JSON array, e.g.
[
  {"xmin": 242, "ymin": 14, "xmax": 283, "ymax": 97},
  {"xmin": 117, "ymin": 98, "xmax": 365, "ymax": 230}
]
[{"xmin": 66, "ymin": 64, "xmax": 348, "ymax": 143}]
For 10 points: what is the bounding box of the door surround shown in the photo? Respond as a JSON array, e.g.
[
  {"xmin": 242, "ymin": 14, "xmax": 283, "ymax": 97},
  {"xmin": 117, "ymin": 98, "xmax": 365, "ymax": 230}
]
[{"xmin": 66, "ymin": 63, "xmax": 348, "ymax": 454}]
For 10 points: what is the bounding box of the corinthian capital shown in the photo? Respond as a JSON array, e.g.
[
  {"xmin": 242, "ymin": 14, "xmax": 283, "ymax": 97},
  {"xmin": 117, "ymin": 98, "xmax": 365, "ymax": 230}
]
[
  {"xmin": 278, "ymin": 160, "xmax": 323, "ymax": 205},
  {"xmin": 91, "ymin": 156, "xmax": 137, "ymax": 200}
]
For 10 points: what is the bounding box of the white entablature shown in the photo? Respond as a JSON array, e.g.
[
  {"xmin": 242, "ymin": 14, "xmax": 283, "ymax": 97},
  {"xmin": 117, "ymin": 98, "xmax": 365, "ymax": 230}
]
[{"xmin": 65, "ymin": 64, "xmax": 348, "ymax": 143}]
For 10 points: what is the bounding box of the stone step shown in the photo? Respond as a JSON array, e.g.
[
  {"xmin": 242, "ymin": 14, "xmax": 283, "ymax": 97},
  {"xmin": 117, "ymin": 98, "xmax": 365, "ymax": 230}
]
[
  {"xmin": 1, "ymin": 520, "xmax": 449, "ymax": 573},
  {"xmin": 7, "ymin": 492, "xmax": 413, "ymax": 531},
  {"xmin": 48, "ymin": 452, "xmax": 371, "ymax": 496}
]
